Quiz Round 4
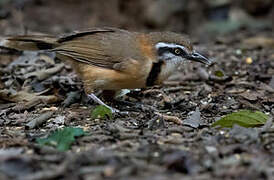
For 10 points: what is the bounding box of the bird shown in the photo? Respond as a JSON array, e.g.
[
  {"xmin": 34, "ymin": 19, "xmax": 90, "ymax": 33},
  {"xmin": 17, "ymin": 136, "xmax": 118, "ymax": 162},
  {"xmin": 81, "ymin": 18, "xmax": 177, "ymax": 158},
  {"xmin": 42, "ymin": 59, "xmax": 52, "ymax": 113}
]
[{"xmin": 0, "ymin": 27, "xmax": 211, "ymax": 112}]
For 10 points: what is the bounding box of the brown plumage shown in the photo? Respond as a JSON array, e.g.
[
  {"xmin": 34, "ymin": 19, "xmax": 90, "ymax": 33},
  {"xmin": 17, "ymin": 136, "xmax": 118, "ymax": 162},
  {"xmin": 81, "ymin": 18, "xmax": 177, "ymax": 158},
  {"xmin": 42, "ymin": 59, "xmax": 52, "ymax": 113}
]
[{"xmin": 1, "ymin": 27, "xmax": 211, "ymax": 109}]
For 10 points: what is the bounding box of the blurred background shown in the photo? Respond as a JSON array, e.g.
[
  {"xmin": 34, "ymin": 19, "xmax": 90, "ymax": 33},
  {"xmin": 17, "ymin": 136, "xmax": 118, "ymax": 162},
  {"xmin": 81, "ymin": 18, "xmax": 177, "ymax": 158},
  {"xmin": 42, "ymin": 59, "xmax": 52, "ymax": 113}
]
[{"xmin": 0, "ymin": 0, "xmax": 273, "ymax": 40}]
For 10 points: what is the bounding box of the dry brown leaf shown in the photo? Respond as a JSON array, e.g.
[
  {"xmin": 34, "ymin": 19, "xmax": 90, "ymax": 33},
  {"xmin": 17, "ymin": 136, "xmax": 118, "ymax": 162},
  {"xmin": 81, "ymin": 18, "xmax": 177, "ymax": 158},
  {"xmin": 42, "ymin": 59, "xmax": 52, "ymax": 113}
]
[
  {"xmin": 239, "ymin": 91, "xmax": 259, "ymax": 101},
  {"xmin": 24, "ymin": 63, "xmax": 64, "ymax": 81},
  {"xmin": 243, "ymin": 37, "xmax": 274, "ymax": 49},
  {"xmin": 155, "ymin": 112, "xmax": 183, "ymax": 125},
  {"xmin": 0, "ymin": 89, "xmax": 59, "ymax": 103}
]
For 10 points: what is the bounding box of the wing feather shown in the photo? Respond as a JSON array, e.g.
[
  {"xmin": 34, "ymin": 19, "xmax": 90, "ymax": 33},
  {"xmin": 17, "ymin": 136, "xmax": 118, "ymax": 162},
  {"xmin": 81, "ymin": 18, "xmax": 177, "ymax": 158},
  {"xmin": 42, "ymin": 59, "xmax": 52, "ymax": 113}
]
[{"xmin": 53, "ymin": 27, "xmax": 139, "ymax": 70}]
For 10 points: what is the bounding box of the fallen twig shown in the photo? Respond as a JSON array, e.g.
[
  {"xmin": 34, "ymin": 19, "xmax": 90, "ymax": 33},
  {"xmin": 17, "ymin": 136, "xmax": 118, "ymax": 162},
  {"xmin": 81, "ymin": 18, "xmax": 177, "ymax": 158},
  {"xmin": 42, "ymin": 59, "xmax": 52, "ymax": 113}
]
[
  {"xmin": 155, "ymin": 112, "xmax": 183, "ymax": 125},
  {"xmin": 24, "ymin": 63, "xmax": 64, "ymax": 81},
  {"xmin": 26, "ymin": 111, "xmax": 54, "ymax": 129},
  {"xmin": 0, "ymin": 88, "xmax": 59, "ymax": 103}
]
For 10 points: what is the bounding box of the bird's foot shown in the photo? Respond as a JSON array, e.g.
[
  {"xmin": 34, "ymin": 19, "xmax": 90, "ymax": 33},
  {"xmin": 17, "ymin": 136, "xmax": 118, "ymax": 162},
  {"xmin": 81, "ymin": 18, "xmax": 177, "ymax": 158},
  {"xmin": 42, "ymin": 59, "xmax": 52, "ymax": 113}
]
[{"xmin": 88, "ymin": 93, "xmax": 128, "ymax": 115}]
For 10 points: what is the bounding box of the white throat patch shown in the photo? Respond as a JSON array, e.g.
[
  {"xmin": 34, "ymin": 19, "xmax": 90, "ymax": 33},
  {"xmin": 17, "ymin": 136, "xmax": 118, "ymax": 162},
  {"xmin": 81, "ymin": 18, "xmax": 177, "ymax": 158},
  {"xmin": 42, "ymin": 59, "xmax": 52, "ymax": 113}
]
[{"xmin": 155, "ymin": 42, "xmax": 189, "ymax": 80}]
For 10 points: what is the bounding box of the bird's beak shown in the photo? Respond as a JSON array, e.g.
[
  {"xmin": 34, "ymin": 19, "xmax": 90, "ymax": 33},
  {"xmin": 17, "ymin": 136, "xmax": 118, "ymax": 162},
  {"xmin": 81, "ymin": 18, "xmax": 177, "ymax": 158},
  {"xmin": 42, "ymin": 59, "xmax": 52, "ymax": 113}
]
[{"xmin": 186, "ymin": 51, "xmax": 212, "ymax": 65}]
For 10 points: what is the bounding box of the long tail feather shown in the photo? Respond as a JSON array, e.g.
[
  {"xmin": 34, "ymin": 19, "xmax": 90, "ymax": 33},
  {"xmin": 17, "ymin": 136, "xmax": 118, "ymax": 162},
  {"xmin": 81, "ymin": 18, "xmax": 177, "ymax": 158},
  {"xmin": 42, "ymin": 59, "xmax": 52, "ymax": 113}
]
[{"xmin": 0, "ymin": 35, "xmax": 58, "ymax": 51}]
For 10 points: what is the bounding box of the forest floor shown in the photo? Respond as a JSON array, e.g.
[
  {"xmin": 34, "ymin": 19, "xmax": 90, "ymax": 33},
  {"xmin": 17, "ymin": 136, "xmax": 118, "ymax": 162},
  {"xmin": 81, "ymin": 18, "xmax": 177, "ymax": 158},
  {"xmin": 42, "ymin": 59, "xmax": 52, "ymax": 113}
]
[{"xmin": 0, "ymin": 1, "xmax": 274, "ymax": 180}]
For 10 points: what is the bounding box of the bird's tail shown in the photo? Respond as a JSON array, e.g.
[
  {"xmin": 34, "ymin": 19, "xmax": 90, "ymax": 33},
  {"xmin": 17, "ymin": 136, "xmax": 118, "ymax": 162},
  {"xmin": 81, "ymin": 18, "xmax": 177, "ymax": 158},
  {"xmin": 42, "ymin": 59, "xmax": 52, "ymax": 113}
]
[{"xmin": 0, "ymin": 35, "xmax": 59, "ymax": 53}]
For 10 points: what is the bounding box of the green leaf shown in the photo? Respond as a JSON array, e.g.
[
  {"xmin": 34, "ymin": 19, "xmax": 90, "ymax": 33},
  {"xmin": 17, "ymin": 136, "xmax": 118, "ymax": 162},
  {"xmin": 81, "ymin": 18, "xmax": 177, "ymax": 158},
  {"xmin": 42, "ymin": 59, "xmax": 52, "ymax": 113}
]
[
  {"xmin": 214, "ymin": 70, "xmax": 225, "ymax": 77},
  {"xmin": 212, "ymin": 110, "xmax": 269, "ymax": 128},
  {"xmin": 36, "ymin": 127, "xmax": 85, "ymax": 152},
  {"xmin": 91, "ymin": 105, "xmax": 112, "ymax": 119}
]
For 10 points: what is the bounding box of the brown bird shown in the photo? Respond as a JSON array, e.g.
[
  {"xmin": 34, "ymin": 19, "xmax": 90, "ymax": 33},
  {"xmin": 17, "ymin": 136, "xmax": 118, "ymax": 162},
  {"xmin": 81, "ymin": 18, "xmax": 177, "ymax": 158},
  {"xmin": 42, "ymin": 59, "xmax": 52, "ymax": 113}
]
[{"xmin": 0, "ymin": 27, "xmax": 211, "ymax": 112}]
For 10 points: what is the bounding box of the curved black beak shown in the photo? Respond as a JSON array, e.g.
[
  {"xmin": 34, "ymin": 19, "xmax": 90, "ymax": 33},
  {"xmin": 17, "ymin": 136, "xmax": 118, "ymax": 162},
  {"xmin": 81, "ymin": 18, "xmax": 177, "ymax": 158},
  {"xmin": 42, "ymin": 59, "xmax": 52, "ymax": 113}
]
[{"xmin": 186, "ymin": 52, "xmax": 212, "ymax": 65}]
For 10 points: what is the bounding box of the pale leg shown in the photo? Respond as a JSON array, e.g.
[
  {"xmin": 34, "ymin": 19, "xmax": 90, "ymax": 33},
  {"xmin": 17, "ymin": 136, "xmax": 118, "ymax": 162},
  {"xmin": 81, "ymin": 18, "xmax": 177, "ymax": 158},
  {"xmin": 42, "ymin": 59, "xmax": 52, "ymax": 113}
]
[{"xmin": 88, "ymin": 93, "xmax": 119, "ymax": 113}]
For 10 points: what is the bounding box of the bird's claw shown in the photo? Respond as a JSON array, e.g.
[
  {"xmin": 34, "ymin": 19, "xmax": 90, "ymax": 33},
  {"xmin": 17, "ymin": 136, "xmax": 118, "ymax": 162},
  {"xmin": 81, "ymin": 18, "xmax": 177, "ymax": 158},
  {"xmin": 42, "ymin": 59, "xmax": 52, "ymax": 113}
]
[{"xmin": 109, "ymin": 107, "xmax": 129, "ymax": 115}]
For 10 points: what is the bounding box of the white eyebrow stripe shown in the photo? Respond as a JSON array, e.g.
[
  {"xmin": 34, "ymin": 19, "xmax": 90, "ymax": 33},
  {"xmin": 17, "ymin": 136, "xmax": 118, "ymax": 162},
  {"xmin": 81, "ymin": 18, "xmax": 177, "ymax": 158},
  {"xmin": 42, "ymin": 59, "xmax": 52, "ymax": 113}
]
[{"xmin": 155, "ymin": 42, "xmax": 187, "ymax": 51}]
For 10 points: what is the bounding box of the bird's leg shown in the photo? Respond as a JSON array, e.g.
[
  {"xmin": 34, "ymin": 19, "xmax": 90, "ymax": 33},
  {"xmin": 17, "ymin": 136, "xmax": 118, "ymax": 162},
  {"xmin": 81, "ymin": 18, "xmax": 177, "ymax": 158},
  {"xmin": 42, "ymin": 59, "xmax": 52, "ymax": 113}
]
[{"xmin": 88, "ymin": 93, "xmax": 120, "ymax": 113}]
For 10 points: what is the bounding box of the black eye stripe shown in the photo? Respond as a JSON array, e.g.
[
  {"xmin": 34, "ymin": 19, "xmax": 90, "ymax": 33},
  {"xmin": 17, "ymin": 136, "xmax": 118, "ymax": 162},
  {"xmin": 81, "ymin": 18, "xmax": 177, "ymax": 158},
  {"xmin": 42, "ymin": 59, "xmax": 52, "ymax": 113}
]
[
  {"xmin": 174, "ymin": 48, "xmax": 181, "ymax": 55},
  {"xmin": 157, "ymin": 47, "xmax": 187, "ymax": 56},
  {"xmin": 157, "ymin": 47, "xmax": 170, "ymax": 56},
  {"xmin": 173, "ymin": 48, "xmax": 187, "ymax": 56}
]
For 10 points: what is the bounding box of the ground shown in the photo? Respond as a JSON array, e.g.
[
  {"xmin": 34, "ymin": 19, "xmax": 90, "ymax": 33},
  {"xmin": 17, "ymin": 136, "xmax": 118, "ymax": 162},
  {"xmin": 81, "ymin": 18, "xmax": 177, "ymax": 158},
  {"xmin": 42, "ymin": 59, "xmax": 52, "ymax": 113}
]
[{"xmin": 0, "ymin": 1, "xmax": 274, "ymax": 180}]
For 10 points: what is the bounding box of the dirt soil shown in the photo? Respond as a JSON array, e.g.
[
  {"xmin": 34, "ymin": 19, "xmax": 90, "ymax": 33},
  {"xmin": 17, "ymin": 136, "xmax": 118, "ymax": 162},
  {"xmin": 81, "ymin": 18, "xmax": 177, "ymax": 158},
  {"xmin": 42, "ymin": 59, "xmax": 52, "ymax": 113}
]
[{"xmin": 0, "ymin": 0, "xmax": 274, "ymax": 180}]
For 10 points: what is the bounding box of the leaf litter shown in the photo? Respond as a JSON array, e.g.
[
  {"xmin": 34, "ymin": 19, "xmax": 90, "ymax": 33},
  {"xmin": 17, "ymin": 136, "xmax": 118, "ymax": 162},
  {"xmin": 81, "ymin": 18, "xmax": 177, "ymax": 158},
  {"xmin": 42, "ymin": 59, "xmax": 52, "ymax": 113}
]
[{"xmin": 0, "ymin": 2, "xmax": 273, "ymax": 179}]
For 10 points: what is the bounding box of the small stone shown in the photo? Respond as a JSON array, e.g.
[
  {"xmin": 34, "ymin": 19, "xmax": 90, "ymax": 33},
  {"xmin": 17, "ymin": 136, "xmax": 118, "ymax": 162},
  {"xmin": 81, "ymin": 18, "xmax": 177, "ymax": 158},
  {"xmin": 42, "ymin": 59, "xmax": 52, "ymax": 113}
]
[{"xmin": 245, "ymin": 57, "xmax": 253, "ymax": 64}]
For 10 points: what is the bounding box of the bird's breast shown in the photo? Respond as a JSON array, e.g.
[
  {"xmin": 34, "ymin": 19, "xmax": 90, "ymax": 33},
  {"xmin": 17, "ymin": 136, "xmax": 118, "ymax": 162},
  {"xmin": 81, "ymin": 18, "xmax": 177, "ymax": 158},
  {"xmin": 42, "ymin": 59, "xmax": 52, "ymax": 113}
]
[{"xmin": 75, "ymin": 58, "xmax": 153, "ymax": 92}]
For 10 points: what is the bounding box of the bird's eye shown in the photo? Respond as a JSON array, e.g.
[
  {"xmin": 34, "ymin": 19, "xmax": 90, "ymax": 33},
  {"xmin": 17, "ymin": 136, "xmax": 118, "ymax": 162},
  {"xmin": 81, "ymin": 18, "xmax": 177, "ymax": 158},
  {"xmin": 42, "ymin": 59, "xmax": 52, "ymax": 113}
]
[{"xmin": 174, "ymin": 48, "xmax": 181, "ymax": 55}]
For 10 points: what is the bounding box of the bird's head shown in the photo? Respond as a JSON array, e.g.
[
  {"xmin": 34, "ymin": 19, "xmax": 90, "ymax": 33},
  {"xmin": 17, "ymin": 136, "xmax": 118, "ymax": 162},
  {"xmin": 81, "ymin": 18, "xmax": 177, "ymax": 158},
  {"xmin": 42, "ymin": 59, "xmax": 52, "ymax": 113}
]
[
  {"xmin": 146, "ymin": 32, "xmax": 212, "ymax": 85},
  {"xmin": 150, "ymin": 32, "xmax": 211, "ymax": 66}
]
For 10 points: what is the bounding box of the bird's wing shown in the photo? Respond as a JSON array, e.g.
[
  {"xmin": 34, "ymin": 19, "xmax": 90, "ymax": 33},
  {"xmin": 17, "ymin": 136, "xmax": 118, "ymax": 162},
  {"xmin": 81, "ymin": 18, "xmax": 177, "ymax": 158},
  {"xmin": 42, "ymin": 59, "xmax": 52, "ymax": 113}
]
[{"xmin": 54, "ymin": 28, "xmax": 140, "ymax": 70}]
